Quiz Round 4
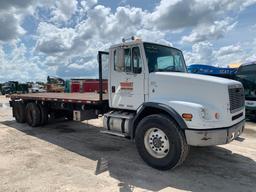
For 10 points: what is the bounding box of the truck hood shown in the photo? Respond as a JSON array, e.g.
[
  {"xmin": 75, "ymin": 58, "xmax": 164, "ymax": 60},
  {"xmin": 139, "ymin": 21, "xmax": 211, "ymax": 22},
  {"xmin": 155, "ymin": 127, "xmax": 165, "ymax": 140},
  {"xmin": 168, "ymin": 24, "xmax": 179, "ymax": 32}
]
[
  {"xmin": 153, "ymin": 72, "xmax": 239, "ymax": 85},
  {"xmin": 149, "ymin": 72, "xmax": 244, "ymax": 128}
]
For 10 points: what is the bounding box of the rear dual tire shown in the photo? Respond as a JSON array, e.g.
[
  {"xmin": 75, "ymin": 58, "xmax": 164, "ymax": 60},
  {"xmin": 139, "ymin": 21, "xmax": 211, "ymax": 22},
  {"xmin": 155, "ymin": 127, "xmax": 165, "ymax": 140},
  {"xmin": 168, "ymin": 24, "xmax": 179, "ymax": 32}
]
[
  {"xmin": 135, "ymin": 114, "xmax": 189, "ymax": 170},
  {"xmin": 25, "ymin": 103, "xmax": 41, "ymax": 127},
  {"xmin": 38, "ymin": 104, "xmax": 48, "ymax": 125},
  {"xmin": 24, "ymin": 102, "xmax": 48, "ymax": 127},
  {"xmin": 13, "ymin": 101, "xmax": 26, "ymax": 123}
]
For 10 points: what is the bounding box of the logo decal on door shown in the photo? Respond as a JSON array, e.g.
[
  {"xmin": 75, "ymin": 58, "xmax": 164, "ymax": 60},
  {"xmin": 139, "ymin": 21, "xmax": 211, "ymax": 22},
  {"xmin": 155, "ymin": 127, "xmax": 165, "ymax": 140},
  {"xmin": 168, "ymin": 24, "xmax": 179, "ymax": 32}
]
[{"xmin": 120, "ymin": 82, "xmax": 133, "ymax": 90}]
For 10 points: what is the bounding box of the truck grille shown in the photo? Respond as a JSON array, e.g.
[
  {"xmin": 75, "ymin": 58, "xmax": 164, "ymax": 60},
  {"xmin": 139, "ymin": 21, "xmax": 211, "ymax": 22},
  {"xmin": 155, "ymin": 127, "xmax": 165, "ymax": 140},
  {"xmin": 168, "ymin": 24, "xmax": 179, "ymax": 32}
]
[{"xmin": 228, "ymin": 86, "xmax": 245, "ymax": 113}]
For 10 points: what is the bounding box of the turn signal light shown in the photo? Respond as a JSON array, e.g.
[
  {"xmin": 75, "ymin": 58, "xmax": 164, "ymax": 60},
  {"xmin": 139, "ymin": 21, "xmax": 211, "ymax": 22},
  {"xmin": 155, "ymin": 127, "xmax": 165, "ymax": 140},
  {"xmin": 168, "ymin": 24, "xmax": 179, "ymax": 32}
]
[
  {"xmin": 215, "ymin": 112, "xmax": 220, "ymax": 119},
  {"xmin": 182, "ymin": 113, "xmax": 193, "ymax": 121}
]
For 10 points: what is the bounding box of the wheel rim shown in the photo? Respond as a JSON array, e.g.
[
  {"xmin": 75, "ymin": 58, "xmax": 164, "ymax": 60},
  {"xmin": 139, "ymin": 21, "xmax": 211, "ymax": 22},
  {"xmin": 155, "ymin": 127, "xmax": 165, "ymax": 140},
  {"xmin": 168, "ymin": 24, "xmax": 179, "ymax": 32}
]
[{"xmin": 144, "ymin": 128, "xmax": 170, "ymax": 159}]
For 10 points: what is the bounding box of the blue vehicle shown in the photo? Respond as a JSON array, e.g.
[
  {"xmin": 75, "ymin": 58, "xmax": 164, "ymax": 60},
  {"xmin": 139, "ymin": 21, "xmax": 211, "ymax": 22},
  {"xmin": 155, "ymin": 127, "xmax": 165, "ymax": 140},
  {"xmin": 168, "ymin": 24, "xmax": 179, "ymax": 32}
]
[{"xmin": 188, "ymin": 64, "xmax": 237, "ymax": 79}]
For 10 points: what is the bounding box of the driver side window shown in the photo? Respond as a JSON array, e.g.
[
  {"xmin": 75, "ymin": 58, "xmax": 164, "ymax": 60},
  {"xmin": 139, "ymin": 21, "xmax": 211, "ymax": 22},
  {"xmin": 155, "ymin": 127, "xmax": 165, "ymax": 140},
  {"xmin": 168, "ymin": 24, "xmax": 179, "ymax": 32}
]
[{"xmin": 113, "ymin": 46, "xmax": 142, "ymax": 74}]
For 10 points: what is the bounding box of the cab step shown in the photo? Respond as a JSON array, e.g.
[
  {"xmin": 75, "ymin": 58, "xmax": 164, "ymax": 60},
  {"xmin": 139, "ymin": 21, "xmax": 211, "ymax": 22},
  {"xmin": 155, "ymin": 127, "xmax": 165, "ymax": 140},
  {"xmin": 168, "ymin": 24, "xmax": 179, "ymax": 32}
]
[{"xmin": 100, "ymin": 130, "xmax": 126, "ymax": 137}]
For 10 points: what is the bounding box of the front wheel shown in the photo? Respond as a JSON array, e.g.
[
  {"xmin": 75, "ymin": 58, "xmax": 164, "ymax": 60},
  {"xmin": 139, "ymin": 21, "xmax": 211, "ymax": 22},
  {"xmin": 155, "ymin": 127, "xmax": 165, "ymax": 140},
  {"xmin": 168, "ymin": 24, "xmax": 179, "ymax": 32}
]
[{"xmin": 135, "ymin": 114, "xmax": 189, "ymax": 170}]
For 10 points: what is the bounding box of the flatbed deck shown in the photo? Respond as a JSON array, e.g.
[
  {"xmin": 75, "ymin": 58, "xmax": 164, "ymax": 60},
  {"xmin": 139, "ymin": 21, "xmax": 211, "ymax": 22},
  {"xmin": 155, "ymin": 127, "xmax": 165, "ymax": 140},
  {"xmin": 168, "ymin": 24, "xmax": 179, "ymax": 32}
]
[{"xmin": 9, "ymin": 92, "xmax": 108, "ymax": 104}]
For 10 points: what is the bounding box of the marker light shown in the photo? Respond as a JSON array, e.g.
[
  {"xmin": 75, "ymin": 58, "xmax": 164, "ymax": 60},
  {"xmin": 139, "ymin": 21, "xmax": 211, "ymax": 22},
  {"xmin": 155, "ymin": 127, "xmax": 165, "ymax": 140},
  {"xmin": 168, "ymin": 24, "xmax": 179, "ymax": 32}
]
[
  {"xmin": 122, "ymin": 36, "xmax": 141, "ymax": 43},
  {"xmin": 215, "ymin": 112, "xmax": 220, "ymax": 119},
  {"xmin": 133, "ymin": 36, "xmax": 142, "ymax": 42},
  {"xmin": 182, "ymin": 113, "xmax": 193, "ymax": 121}
]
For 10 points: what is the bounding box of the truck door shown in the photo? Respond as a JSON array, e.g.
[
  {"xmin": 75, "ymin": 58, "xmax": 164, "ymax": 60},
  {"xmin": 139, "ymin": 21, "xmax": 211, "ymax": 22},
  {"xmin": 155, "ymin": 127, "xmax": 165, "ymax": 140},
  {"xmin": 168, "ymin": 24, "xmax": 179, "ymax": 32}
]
[
  {"xmin": 98, "ymin": 51, "xmax": 109, "ymax": 102},
  {"xmin": 109, "ymin": 45, "xmax": 145, "ymax": 110}
]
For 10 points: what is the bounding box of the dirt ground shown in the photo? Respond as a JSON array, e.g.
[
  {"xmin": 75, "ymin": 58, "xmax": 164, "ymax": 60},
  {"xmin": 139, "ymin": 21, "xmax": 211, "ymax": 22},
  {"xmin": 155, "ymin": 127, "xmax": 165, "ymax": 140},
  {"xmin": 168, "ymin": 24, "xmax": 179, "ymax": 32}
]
[{"xmin": 0, "ymin": 95, "xmax": 255, "ymax": 192}]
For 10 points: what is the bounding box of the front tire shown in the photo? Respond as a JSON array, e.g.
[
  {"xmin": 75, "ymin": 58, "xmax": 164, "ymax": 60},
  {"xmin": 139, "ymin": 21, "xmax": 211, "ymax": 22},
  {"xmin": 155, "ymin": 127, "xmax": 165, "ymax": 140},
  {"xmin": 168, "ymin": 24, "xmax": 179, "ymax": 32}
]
[{"xmin": 135, "ymin": 114, "xmax": 189, "ymax": 170}]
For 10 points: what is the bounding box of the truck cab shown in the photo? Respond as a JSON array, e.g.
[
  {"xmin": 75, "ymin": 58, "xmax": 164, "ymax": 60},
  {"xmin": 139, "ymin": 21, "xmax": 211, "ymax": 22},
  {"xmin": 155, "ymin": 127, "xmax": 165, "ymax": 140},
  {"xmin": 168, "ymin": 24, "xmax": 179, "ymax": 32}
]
[{"xmin": 102, "ymin": 37, "xmax": 245, "ymax": 169}]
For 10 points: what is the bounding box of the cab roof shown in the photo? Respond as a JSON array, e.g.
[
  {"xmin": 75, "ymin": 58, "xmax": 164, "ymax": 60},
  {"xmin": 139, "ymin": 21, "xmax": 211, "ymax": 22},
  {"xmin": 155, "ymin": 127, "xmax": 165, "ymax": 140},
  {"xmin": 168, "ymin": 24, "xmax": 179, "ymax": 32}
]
[{"xmin": 110, "ymin": 41, "xmax": 182, "ymax": 52}]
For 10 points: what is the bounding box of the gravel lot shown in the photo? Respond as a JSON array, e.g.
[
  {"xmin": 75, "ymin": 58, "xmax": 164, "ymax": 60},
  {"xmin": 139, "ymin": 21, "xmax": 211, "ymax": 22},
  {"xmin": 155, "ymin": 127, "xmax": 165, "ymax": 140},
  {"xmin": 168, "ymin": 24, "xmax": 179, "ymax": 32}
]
[{"xmin": 0, "ymin": 95, "xmax": 255, "ymax": 192}]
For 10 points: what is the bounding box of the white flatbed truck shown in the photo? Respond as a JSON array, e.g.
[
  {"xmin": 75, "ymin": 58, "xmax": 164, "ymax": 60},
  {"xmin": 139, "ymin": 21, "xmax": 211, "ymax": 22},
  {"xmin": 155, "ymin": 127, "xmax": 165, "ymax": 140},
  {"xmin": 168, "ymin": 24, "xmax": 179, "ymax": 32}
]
[{"xmin": 9, "ymin": 38, "xmax": 245, "ymax": 170}]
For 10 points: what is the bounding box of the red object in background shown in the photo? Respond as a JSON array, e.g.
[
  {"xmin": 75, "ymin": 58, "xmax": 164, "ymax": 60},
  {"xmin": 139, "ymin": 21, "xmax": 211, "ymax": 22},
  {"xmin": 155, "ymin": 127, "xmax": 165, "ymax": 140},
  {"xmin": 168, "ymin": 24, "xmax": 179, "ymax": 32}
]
[
  {"xmin": 71, "ymin": 83, "xmax": 80, "ymax": 93},
  {"xmin": 83, "ymin": 80, "xmax": 108, "ymax": 93},
  {"xmin": 70, "ymin": 79, "xmax": 108, "ymax": 93}
]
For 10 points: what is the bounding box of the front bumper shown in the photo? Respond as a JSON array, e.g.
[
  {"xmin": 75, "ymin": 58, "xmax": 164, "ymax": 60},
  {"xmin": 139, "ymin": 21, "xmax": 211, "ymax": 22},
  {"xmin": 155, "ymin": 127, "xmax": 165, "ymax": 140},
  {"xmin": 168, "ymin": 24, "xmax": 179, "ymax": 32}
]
[{"xmin": 185, "ymin": 120, "xmax": 245, "ymax": 146}]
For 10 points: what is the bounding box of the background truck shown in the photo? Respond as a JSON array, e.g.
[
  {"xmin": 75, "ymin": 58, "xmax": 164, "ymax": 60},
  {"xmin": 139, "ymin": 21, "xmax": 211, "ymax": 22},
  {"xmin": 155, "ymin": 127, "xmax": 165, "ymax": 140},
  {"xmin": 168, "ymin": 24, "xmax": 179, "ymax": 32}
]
[
  {"xmin": 9, "ymin": 38, "xmax": 245, "ymax": 170},
  {"xmin": 236, "ymin": 62, "xmax": 256, "ymax": 121},
  {"xmin": 46, "ymin": 76, "xmax": 65, "ymax": 93},
  {"xmin": 1, "ymin": 81, "xmax": 28, "ymax": 95}
]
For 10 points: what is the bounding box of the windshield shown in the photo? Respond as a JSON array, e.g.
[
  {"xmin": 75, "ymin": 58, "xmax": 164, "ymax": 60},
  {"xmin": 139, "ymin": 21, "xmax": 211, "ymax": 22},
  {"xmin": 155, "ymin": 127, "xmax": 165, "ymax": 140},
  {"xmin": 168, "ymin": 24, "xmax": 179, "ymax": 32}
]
[
  {"xmin": 236, "ymin": 64, "xmax": 256, "ymax": 99},
  {"xmin": 144, "ymin": 43, "xmax": 187, "ymax": 73}
]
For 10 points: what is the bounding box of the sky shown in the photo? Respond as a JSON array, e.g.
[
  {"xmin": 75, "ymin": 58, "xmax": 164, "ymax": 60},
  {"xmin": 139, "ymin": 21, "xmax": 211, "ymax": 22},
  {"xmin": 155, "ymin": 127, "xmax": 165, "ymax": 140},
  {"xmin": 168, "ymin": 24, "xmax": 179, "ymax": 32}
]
[{"xmin": 0, "ymin": 0, "xmax": 256, "ymax": 82}]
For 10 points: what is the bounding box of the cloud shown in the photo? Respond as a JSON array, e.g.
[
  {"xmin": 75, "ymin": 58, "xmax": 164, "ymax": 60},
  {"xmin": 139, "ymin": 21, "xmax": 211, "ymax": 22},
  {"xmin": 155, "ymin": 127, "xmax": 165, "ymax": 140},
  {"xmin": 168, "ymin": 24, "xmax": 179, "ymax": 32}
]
[
  {"xmin": 33, "ymin": 1, "xmax": 255, "ymax": 78},
  {"xmin": 0, "ymin": 13, "xmax": 25, "ymax": 41},
  {"xmin": 78, "ymin": 5, "xmax": 147, "ymax": 41},
  {"xmin": 1, "ymin": 0, "xmax": 256, "ymax": 82},
  {"xmin": 216, "ymin": 45, "xmax": 242, "ymax": 57},
  {"xmin": 149, "ymin": 0, "xmax": 214, "ymax": 30},
  {"xmin": 184, "ymin": 41, "xmax": 214, "ymax": 65},
  {"xmin": 35, "ymin": 22, "xmax": 76, "ymax": 54},
  {"xmin": 56, "ymin": 61, "xmax": 98, "ymax": 79},
  {"xmin": 0, "ymin": 0, "xmax": 38, "ymax": 42},
  {"xmin": 80, "ymin": 0, "xmax": 98, "ymax": 11},
  {"xmin": 148, "ymin": 0, "xmax": 256, "ymax": 30},
  {"xmin": 181, "ymin": 19, "xmax": 237, "ymax": 44},
  {"xmin": 185, "ymin": 43, "xmax": 245, "ymax": 66},
  {"xmin": 0, "ymin": 43, "xmax": 47, "ymax": 82},
  {"xmin": 50, "ymin": 0, "xmax": 78, "ymax": 22},
  {"xmin": 34, "ymin": 4, "xmax": 171, "ymax": 79},
  {"xmin": 0, "ymin": 0, "xmax": 34, "ymax": 11},
  {"xmin": 213, "ymin": 45, "xmax": 243, "ymax": 66}
]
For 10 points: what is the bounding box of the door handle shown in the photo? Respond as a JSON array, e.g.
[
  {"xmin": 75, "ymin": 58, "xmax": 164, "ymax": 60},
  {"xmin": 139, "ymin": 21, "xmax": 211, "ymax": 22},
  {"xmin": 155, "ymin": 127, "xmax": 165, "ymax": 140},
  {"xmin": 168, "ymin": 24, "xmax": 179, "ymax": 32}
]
[{"xmin": 112, "ymin": 86, "xmax": 116, "ymax": 93}]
